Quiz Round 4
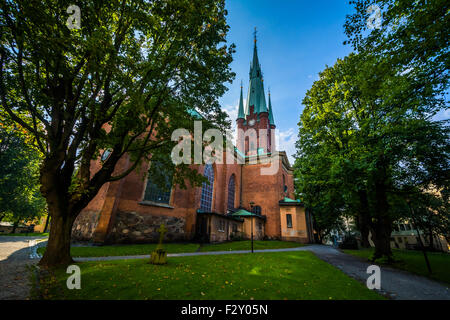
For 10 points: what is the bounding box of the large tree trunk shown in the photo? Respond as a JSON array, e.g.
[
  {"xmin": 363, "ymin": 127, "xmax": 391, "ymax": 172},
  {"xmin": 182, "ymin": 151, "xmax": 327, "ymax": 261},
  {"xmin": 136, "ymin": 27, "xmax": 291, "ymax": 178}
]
[
  {"xmin": 357, "ymin": 190, "xmax": 371, "ymax": 248},
  {"xmin": 38, "ymin": 211, "xmax": 75, "ymax": 267},
  {"xmin": 427, "ymin": 227, "xmax": 434, "ymax": 251},
  {"xmin": 11, "ymin": 218, "xmax": 20, "ymax": 234},
  {"xmin": 371, "ymin": 217, "xmax": 392, "ymax": 261},
  {"xmin": 38, "ymin": 164, "xmax": 78, "ymax": 268},
  {"xmin": 371, "ymin": 178, "xmax": 393, "ymax": 262}
]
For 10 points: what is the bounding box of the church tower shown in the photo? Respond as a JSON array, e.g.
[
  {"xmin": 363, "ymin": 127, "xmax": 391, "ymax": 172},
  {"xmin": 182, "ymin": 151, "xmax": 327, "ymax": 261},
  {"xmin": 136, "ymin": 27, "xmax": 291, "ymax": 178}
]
[{"xmin": 237, "ymin": 30, "xmax": 276, "ymax": 156}]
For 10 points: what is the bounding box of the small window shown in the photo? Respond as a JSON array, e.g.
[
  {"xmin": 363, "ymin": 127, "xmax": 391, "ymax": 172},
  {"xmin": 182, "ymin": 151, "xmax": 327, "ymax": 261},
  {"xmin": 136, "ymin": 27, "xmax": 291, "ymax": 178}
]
[
  {"xmin": 286, "ymin": 214, "xmax": 293, "ymax": 228},
  {"xmin": 398, "ymin": 237, "xmax": 403, "ymax": 243},
  {"xmin": 101, "ymin": 149, "xmax": 112, "ymax": 161},
  {"xmin": 251, "ymin": 206, "xmax": 261, "ymax": 216},
  {"xmin": 232, "ymin": 224, "xmax": 238, "ymax": 233}
]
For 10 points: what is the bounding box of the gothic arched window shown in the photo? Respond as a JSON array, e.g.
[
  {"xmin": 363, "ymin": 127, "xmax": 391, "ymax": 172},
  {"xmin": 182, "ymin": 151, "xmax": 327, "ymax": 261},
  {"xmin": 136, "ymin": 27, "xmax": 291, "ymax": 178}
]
[
  {"xmin": 227, "ymin": 175, "xmax": 236, "ymax": 211},
  {"xmin": 144, "ymin": 160, "xmax": 173, "ymax": 204},
  {"xmin": 200, "ymin": 164, "xmax": 214, "ymax": 212}
]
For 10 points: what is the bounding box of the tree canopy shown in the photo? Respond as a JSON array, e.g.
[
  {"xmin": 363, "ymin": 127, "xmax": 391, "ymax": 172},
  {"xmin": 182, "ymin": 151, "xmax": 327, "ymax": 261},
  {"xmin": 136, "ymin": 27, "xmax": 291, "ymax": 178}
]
[
  {"xmin": 0, "ymin": 0, "xmax": 235, "ymax": 267},
  {"xmin": 0, "ymin": 121, "xmax": 46, "ymax": 227},
  {"xmin": 295, "ymin": 50, "xmax": 449, "ymax": 260}
]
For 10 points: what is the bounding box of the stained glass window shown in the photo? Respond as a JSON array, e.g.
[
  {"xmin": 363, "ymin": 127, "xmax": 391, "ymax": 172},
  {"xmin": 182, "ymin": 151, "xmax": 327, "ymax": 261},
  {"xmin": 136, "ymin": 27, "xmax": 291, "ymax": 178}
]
[
  {"xmin": 200, "ymin": 164, "xmax": 214, "ymax": 212},
  {"xmin": 227, "ymin": 175, "xmax": 236, "ymax": 211},
  {"xmin": 143, "ymin": 161, "xmax": 173, "ymax": 204}
]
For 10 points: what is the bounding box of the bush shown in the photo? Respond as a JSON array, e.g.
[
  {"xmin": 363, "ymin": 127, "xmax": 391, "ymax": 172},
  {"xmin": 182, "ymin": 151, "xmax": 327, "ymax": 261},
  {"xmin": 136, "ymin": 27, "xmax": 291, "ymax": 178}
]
[
  {"xmin": 229, "ymin": 232, "xmax": 245, "ymax": 241},
  {"xmin": 339, "ymin": 235, "xmax": 359, "ymax": 250}
]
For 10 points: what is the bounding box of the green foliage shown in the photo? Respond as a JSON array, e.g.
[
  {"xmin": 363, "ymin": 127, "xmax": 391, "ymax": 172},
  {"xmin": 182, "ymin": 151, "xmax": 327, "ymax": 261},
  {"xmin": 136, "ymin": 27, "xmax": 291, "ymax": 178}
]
[
  {"xmin": 295, "ymin": 1, "xmax": 449, "ymax": 257},
  {"xmin": 0, "ymin": 124, "xmax": 46, "ymax": 224},
  {"xmin": 0, "ymin": 0, "xmax": 236, "ymax": 265},
  {"xmin": 0, "ymin": 0, "xmax": 235, "ymax": 207},
  {"xmin": 294, "ymin": 51, "xmax": 449, "ymax": 256},
  {"xmin": 344, "ymin": 0, "xmax": 449, "ymax": 100}
]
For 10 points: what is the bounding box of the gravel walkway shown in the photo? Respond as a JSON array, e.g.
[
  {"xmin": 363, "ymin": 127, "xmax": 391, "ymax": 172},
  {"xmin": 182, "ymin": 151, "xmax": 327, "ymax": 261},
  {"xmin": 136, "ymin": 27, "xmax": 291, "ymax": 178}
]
[
  {"xmin": 0, "ymin": 236, "xmax": 47, "ymax": 300},
  {"xmin": 75, "ymin": 244, "xmax": 450, "ymax": 300}
]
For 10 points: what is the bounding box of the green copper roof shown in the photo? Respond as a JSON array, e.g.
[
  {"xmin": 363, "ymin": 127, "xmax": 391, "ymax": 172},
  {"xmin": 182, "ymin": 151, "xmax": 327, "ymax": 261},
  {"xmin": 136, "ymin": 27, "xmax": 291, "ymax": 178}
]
[
  {"xmin": 237, "ymin": 84, "xmax": 245, "ymax": 120},
  {"xmin": 232, "ymin": 209, "xmax": 259, "ymax": 217},
  {"xmin": 268, "ymin": 92, "xmax": 275, "ymax": 126},
  {"xmin": 281, "ymin": 197, "xmax": 301, "ymax": 203},
  {"xmin": 186, "ymin": 108, "xmax": 203, "ymax": 119},
  {"xmin": 245, "ymin": 36, "xmax": 268, "ymax": 116}
]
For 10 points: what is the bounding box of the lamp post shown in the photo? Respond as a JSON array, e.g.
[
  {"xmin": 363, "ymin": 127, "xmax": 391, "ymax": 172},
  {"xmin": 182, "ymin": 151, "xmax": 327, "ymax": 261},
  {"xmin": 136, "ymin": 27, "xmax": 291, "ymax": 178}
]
[{"xmin": 250, "ymin": 201, "xmax": 255, "ymax": 253}]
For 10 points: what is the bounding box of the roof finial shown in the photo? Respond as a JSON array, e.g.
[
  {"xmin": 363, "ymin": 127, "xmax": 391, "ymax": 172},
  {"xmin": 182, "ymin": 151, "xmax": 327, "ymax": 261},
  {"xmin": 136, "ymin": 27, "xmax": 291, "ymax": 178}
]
[
  {"xmin": 240, "ymin": 79, "xmax": 243, "ymax": 88},
  {"xmin": 253, "ymin": 27, "xmax": 257, "ymax": 44}
]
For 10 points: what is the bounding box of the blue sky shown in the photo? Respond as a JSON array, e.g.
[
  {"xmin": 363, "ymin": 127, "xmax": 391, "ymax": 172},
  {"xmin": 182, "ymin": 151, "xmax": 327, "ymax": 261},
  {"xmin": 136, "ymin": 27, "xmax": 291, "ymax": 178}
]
[{"xmin": 219, "ymin": 0, "xmax": 356, "ymax": 163}]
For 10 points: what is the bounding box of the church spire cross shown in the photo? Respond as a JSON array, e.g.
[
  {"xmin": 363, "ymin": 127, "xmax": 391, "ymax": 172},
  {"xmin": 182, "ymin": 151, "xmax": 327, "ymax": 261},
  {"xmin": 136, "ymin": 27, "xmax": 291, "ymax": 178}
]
[{"xmin": 253, "ymin": 27, "xmax": 257, "ymax": 44}]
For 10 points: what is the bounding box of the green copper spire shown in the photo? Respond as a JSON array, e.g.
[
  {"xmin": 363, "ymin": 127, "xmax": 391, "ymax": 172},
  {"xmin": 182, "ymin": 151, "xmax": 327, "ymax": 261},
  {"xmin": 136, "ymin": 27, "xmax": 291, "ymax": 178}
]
[
  {"xmin": 268, "ymin": 90, "xmax": 275, "ymax": 126},
  {"xmin": 237, "ymin": 81, "xmax": 245, "ymax": 120},
  {"xmin": 245, "ymin": 28, "xmax": 268, "ymax": 116}
]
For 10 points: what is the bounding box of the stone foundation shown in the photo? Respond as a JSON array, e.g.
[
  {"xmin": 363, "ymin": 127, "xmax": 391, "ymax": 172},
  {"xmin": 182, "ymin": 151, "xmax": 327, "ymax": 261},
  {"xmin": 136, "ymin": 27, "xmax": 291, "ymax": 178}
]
[
  {"xmin": 105, "ymin": 211, "xmax": 186, "ymax": 244},
  {"xmin": 72, "ymin": 211, "xmax": 100, "ymax": 241}
]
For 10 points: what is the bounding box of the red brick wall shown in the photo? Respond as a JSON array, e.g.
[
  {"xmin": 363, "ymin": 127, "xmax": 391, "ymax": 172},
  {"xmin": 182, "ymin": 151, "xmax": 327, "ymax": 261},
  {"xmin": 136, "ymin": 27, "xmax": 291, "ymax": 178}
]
[{"xmin": 74, "ymin": 149, "xmax": 294, "ymax": 243}]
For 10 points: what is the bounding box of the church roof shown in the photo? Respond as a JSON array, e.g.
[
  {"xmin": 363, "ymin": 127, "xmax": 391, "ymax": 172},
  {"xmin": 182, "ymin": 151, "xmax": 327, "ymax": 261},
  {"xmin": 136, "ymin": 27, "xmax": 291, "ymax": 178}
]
[
  {"xmin": 279, "ymin": 197, "xmax": 303, "ymax": 206},
  {"xmin": 245, "ymin": 32, "xmax": 268, "ymax": 116},
  {"xmin": 237, "ymin": 83, "xmax": 245, "ymax": 120},
  {"xmin": 232, "ymin": 209, "xmax": 265, "ymax": 219},
  {"xmin": 268, "ymin": 92, "xmax": 275, "ymax": 126}
]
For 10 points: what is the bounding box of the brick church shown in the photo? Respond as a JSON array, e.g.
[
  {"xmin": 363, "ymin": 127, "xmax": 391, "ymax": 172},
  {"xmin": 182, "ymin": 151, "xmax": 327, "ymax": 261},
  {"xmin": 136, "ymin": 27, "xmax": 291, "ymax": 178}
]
[{"xmin": 72, "ymin": 36, "xmax": 314, "ymax": 245}]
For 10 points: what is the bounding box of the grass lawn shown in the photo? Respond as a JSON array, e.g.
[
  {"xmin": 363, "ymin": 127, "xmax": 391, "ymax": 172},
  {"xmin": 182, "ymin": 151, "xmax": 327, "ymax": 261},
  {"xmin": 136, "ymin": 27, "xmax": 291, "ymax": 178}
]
[
  {"xmin": 0, "ymin": 232, "xmax": 49, "ymax": 237},
  {"xmin": 37, "ymin": 240, "xmax": 305, "ymax": 257},
  {"xmin": 35, "ymin": 251, "xmax": 384, "ymax": 300},
  {"xmin": 37, "ymin": 243, "xmax": 200, "ymax": 257},
  {"xmin": 199, "ymin": 240, "xmax": 304, "ymax": 252},
  {"xmin": 343, "ymin": 248, "xmax": 450, "ymax": 285}
]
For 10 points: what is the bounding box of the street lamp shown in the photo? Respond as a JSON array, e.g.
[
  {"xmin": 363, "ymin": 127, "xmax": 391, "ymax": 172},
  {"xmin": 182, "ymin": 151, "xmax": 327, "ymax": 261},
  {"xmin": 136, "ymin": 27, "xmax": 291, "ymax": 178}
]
[{"xmin": 250, "ymin": 201, "xmax": 255, "ymax": 253}]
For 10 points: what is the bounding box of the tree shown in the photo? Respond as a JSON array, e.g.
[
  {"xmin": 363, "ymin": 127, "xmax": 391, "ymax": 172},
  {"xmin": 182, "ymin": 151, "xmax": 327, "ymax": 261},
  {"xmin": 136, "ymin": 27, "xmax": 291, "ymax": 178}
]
[
  {"xmin": 0, "ymin": 122, "xmax": 46, "ymax": 230},
  {"xmin": 295, "ymin": 52, "xmax": 449, "ymax": 261},
  {"xmin": 344, "ymin": 0, "xmax": 448, "ymax": 110},
  {"xmin": 0, "ymin": 0, "xmax": 235, "ymax": 267}
]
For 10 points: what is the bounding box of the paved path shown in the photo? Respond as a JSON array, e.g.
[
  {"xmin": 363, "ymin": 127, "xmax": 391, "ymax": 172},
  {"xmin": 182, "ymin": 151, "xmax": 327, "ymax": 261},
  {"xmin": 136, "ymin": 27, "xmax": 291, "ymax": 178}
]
[
  {"xmin": 0, "ymin": 236, "xmax": 47, "ymax": 300},
  {"xmin": 75, "ymin": 244, "xmax": 450, "ymax": 300}
]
